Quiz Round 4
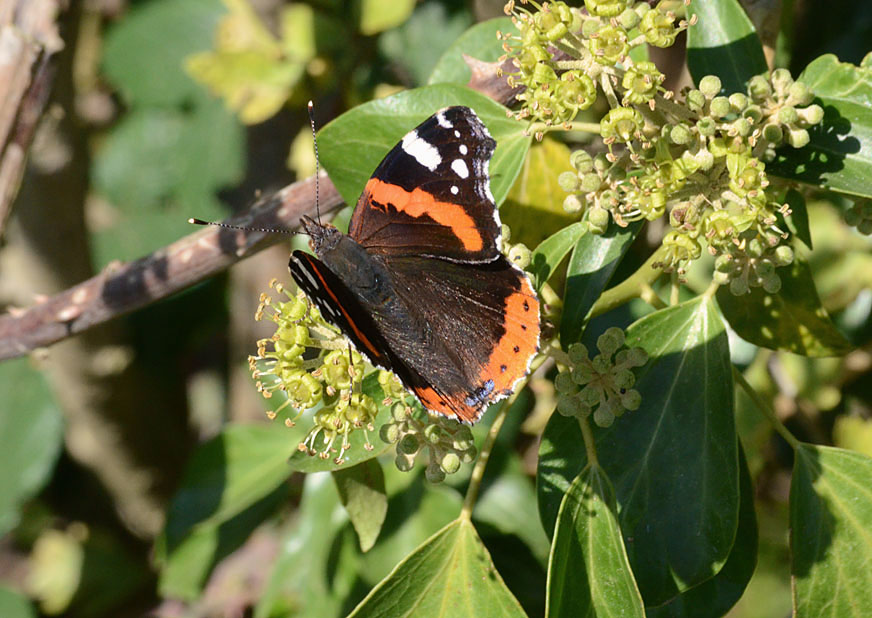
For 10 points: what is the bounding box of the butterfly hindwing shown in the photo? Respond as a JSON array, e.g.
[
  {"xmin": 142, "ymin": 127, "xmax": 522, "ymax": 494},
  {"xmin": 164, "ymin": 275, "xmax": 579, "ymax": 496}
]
[{"xmin": 348, "ymin": 106, "xmax": 502, "ymax": 264}]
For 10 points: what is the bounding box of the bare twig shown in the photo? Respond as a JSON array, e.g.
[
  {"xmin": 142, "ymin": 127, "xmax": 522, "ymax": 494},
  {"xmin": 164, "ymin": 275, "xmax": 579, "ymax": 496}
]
[
  {"xmin": 0, "ymin": 173, "xmax": 343, "ymax": 360},
  {"xmin": 0, "ymin": 0, "xmax": 65, "ymax": 234}
]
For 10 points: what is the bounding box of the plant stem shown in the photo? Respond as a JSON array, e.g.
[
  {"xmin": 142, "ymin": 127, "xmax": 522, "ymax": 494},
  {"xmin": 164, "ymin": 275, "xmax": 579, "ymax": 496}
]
[
  {"xmin": 578, "ymin": 416, "xmax": 599, "ymax": 465},
  {"xmin": 528, "ymin": 121, "xmax": 602, "ymax": 135},
  {"xmin": 589, "ymin": 246, "xmax": 667, "ymax": 318},
  {"xmin": 733, "ymin": 365, "xmax": 801, "ymax": 449}
]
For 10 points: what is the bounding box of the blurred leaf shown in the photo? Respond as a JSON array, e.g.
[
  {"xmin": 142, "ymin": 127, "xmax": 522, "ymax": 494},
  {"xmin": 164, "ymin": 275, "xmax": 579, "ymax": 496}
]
[
  {"xmin": 474, "ymin": 470, "xmax": 551, "ymax": 564},
  {"xmin": 358, "ymin": 0, "xmax": 416, "ymax": 35},
  {"xmin": 428, "ymin": 17, "xmax": 513, "ymax": 85},
  {"xmin": 162, "ymin": 423, "xmax": 298, "ymax": 552},
  {"xmin": 255, "ymin": 473, "xmax": 350, "ymax": 618},
  {"xmin": 647, "ymin": 442, "xmax": 758, "ymax": 618},
  {"xmin": 27, "ymin": 528, "xmax": 82, "ymax": 615},
  {"xmin": 0, "ymin": 358, "xmax": 63, "ymax": 535},
  {"xmin": 287, "ymin": 372, "xmax": 393, "ymax": 473},
  {"xmin": 833, "ymin": 416, "xmax": 872, "ymax": 457},
  {"xmin": 348, "ymin": 518, "xmax": 525, "ymax": 618},
  {"xmin": 686, "ymin": 0, "xmax": 767, "ymax": 93},
  {"xmin": 91, "ymin": 97, "xmax": 243, "ymax": 264},
  {"xmin": 546, "ymin": 462, "xmax": 645, "ymax": 618},
  {"xmin": 159, "ymin": 486, "xmax": 287, "ymax": 600},
  {"xmin": 0, "ymin": 587, "xmax": 35, "ymax": 618},
  {"xmin": 529, "ymin": 222, "xmax": 586, "ymax": 291},
  {"xmin": 333, "ymin": 460, "xmax": 388, "ymax": 552},
  {"xmin": 769, "ymin": 54, "xmax": 872, "ymax": 199},
  {"xmin": 102, "ymin": 0, "xmax": 225, "ymax": 107},
  {"xmin": 791, "ymin": 444, "xmax": 872, "ymax": 615},
  {"xmin": 559, "ymin": 221, "xmax": 642, "ymax": 346},
  {"xmin": 501, "ymin": 138, "xmax": 578, "ymax": 251},
  {"xmin": 717, "ymin": 259, "xmax": 853, "ymax": 357},
  {"xmin": 378, "ymin": 3, "xmax": 472, "ymax": 86},
  {"xmin": 319, "ymin": 84, "xmax": 530, "ymax": 209},
  {"xmin": 539, "ymin": 297, "xmax": 739, "ymax": 606}
]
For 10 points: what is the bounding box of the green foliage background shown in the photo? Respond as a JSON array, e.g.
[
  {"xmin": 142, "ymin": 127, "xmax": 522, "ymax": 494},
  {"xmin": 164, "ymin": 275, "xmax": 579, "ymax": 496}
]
[{"xmin": 2, "ymin": 0, "xmax": 872, "ymax": 617}]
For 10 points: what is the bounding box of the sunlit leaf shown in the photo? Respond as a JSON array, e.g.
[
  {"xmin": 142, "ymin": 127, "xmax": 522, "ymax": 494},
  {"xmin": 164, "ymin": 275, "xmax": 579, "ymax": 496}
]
[
  {"xmin": 791, "ymin": 444, "xmax": 872, "ymax": 616},
  {"xmin": 529, "ymin": 223, "xmax": 586, "ymax": 291},
  {"xmin": 358, "ymin": 0, "xmax": 416, "ymax": 35},
  {"xmin": 428, "ymin": 17, "xmax": 513, "ymax": 85},
  {"xmin": 348, "ymin": 518, "xmax": 525, "ymax": 617}
]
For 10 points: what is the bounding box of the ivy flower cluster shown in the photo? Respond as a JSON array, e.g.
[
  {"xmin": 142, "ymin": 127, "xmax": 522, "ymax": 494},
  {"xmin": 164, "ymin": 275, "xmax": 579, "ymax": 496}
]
[
  {"xmin": 500, "ymin": 0, "xmax": 690, "ymax": 129},
  {"xmin": 554, "ymin": 327, "xmax": 648, "ymax": 427},
  {"xmin": 501, "ymin": 1, "xmax": 824, "ymax": 293},
  {"xmin": 380, "ymin": 402, "xmax": 478, "ymax": 483},
  {"xmin": 250, "ymin": 279, "xmax": 381, "ymax": 463}
]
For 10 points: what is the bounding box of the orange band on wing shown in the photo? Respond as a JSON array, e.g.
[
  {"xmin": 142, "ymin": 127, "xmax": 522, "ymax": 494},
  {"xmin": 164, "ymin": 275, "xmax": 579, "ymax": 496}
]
[
  {"xmin": 364, "ymin": 178, "xmax": 484, "ymax": 252},
  {"xmin": 478, "ymin": 276, "xmax": 540, "ymax": 395}
]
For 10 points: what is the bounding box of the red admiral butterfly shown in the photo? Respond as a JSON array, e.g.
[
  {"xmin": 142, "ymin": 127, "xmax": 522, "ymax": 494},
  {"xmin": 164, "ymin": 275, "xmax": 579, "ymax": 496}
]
[{"xmin": 290, "ymin": 106, "xmax": 540, "ymax": 423}]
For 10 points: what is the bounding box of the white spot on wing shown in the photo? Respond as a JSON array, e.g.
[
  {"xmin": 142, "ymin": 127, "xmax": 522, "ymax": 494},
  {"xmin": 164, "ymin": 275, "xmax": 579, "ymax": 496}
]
[
  {"xmin": 402, "ymin": 131, "xmax": 441, "ymax": 171},
  {"xmin": 451, "ymin": 159, "xmax": 469, "ymax": 179},
  {"xmin": 450, "ymin": 185, "xmax": 459, "ymax": 195},
  {"xmin": 454, "ymin": 130, "xmax": 461, "ymax": 138},
  {"xmin": 436, "ymin": 111, "xmax": 452, "ymax": 128},
  {"xmin": 459, "ymin": 144, "xmax": 468, "ymax": 155}
]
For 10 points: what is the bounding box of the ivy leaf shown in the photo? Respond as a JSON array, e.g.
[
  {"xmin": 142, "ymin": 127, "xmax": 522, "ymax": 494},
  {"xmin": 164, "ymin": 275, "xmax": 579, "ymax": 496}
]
[
  {"xmin": 333, "ymin": 460, "xmax": 388, "ymax": 552},
  {"xmin": 539, "ymin": 297, "xmax": 739, "ymax": 607},
  {"xmin": 501, "ymin": 138, "xmax": 579, "ymax": 250},
  {"xmin": 0, "ymin": 358, "xmax": 63, "ymax": 536},
  {"xmin": 687, "ymin": 0, "xmax": 767, "ymax": 93},
  {"xmin": 529, "ymin": 222, "xmax": 586, "ymax": 291},
  {"xmin": 546, "ymin": 462, "xmax": 645, "ymax": 617},
  {"xmin": 783, "ymin": 188, "xmax": 813, "ymax": 249},
  {"xmin": 716, "ymin": 259, "xmax": 853, "ymax": 357},
  {"xmin": 647, "ymin": 442, "xmax": 758, "ymax": 617},
  {"xmin": 358, "ymin": 0, "xmax": 416, "ymax": 35},
  {"xmin": 348, "ymin": 518, "xmax": 526, "ymax": 618},
  {"xmin": 768, "ymin": 53, "xmax": 872, "ymax": 200},
  {"xmin": 0, "ymin": 587, "xmax": 36, "ymax": 618},
  {"xmin": 428, "ymin": 17, "xmax": 513, "ymax": 85},
  {"xmin": 559, "ymin": 221, "xmax": 642, "ymax": 346},
  {"xmin": 791, "ymin": 444, "xmax": 872, "ymax": 615},
  {"xmin": 318, "ymin": 84, "xmax": 530, "ymax": 209}
]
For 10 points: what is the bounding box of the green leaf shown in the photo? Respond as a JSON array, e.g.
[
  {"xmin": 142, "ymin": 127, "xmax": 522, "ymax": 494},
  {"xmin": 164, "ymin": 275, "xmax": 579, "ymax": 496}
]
[
  {"xmin": 546, "ymin": 462, "xmax": 645, "ymax": 618},
  {"xmin": 255, "ymin": 473, "xmax": 351, "ymax": 618},
  {"xmin": 162, "ymin": 423, "xmax": 298, "ymax": 552},
  {"xmin": 358, "ymin": 0, "xmax": 416, "ymax": 35},
  {"xmin": 0, "ymin": 358, "xmax": 63, "ymax": 535},
  {"xmin": 559, "ymin": 221, "xmax": 642, "ymax": 345},
  {"xmin": 501, "ymin": 138, "xmax": 580, "ymax": 251},
  {"xmin": 159, "ymin": 485, "xmax": 287, "ymax": 600},
  {"xmin": 539, "ymin": 297, "xmax": 739, "ymax": 606},
  {"xmin": 286, "ymin": 371, "xmax": 393, "ymax": 473},
  {"xmin": 333, "ymin": 460, "xmax": 388, "ymax": 552},
  {"xmin": 716, "ymin": 259, "xmax": 853, "ymax": 357},
  {"xmin": 102, "ymin": 0, "xmax": 225, "ymax": 107},
  {"xmin": 791, "ymin": 444, "xmax": 872, "ymax": 616},
  {"xmin": 784, "ymin": 188, "xmax": 813, "ymax": 249},
  {"xmin": 428, "ymin": 17, "xmax": 513, "ymax": 85},
  {"xmin": 0, "ymin": 587, "xmax": 36, "ymax": 618},
  {"xmin": 768, "ymin": 54, "xmax": 872, "ymax": 199},
  {"xmin": 646, "ymin": 442, "xmax": 758, "ymax": 618},
  {"xmin": 319, "ymin": 84, "xmax": 530, "ymax": 208},
  {"xmin": 529, "ymin": 222, "xmax": 586, "ymax": 291},
  {"xmin": 348, "ymin": 518, "xmax": 526, "ymax": 618},
  {"xmin": 686, "ymin": 0, "xmax": 767, "ymax": 93}
]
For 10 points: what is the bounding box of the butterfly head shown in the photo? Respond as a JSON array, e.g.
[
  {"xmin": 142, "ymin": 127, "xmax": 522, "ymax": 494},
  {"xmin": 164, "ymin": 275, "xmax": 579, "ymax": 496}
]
[{"xmin": 300, "ymin": 214, "xmax": 341, "ymax": 257}]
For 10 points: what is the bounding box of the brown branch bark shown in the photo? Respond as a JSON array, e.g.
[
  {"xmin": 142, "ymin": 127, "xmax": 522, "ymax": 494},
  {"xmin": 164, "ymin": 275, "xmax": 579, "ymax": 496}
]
[
  {"xmin": 0, "ymin": 174, "xmax": 343, "ymax": 361},
  {"xmin": 0, "ymin": 0, "xmax": 65, "ymax": 235}
]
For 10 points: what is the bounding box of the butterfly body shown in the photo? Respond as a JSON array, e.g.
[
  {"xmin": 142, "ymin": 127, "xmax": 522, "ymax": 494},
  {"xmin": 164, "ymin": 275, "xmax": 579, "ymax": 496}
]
[{"xmin": 290, "ymin": 106, "xmax": 540, "ymax": 423}]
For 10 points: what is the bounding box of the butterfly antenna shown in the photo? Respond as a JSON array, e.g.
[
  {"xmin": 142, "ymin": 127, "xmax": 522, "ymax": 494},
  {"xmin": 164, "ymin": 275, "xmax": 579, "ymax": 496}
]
[
  {"xmin": 187, "ymin": 218, "xmax": 297, "ymax": 236},
  {"xmin": 308, "ymin": 100, "xmax": 322, "ymax": 225}
]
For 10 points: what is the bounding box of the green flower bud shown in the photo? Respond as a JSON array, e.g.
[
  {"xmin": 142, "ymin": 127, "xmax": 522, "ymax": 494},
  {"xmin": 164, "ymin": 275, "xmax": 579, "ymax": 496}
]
[
  {"xmin": 620, "ymin": 389, "xmax": 642, "ymax": 411},
  {"xmin": 559, "ymin": 171, "xmax": 580, "ymax": 192},
  {"xmin": 584, "ymin": 0, "xmax": 631, "ymax": 18},
  {"xmin": 571, "ymin": 150, "xmax": 594, "ymax": 173},
  {"xmin": 554, "ymin": 371, "xmax": 578, "ymax": 394},
  {"xmin": 787, "ymin": 128, "xmax": 810, "ymax": 148},
  {"xmin": 571, "ymin": 362, "xmax": 595, "ymax": 385},
  {"xmin": 423, "ymin": 424, "xmax": 443, "ymax": 445},
  {"xmin": 626, "ymin": 347, "xmax": 648, "ymax": 367},
  {"xmin": 747, "ymin": 75, "xmax": 773, "ymax": 101},
  {"xmin": 774, "ymin": 245, "xmax": 794, "ymax": 266},
  {"xmin": 729, "ymin": 276, "xmax": 750, "ymax": 296},
  {"xmin": 699, "ymin": 75, "xmax": 722, "ymax": 98},
  {"xmin": 761, "ymin": 274, "xmax": 782, "ymax": 294},
  {"xmin": 568, "ymin": 342, "xmax": 589, "ymax": 364},
  {"xmin": 589, "ymin": 25, "xmax": 629, "ymax": 65},
  {"xmin": 798, "ymin": 104, "xmax": 823, "ymax": 126},
  {"xmin": 696, "ymin": 117, "xmax": 717, "ymax": 138},
  {"xmin": 391, "ymin": 402, "xmax": 408, "ymax": 422},
  {"xmin": 601, "ymin": 107, "xmax": 643, "ymax": 142},
  {"xmin": 788, "ymin": 80, "xmax": 814, "ymax": 106},
  {"xmin": 587, "ymin": 206, "xmax": 610, "ymax": 234},
  {"xmin": 771, "ymin": 68, "xmax": 794, "ymax": 96},
  {"xmin": 669, "ymin": 124, "xmax": 692, "ymax": 145},
  {"xmin": 778, "ymin": 105, "xmax": 799, "ymax": 125},
  {"xmin": 380, "ymin": 422, "xmax": 401, "ymax": 444},
  {"xmin": 613, "ymin": 368, "xmax": 635, "ymax": 390},
  {"xmin": 618, "ymin": 6, "xmax": 641, "ymax": 29},
  {"xmin": 597, "ymin": 326, "xmax": 625, "ymax": 354},
  {"xmin": 731, "ymin": 117, "xmax": 752, "ymax": 137},
  {"xmin": 426, "ymin": 463, "xmax": 446, "ymax": 484},
  {"xmin": 762, "ymin": 123, "xmax": 784, "ymax": 144},
  {"xmin": 728, "ymin": 92, "xmax": 749, "ymax": 112},
  {"xmin": 563, "ymin": 193, "xmax": 585, "ymax": 214},
  {"xmin": 557, "ymin": 393, "xmax": 582, "ymax": 416},
  {"xmin": 593, "ymin": 407, "xmax": 615, "ymax": 427},
  {"xmin": 709, "ymin": 96, "xmax": 731, "ymax": 119},
  {"xmin": 440, "ymin": 452, "xmax": 461, "ymax": 475},
  {"xmin": 508, "ymin": 243, "xmax": 532, "ymax": 269},
  {"xmin": 532, "ymin": 62, "xmax": 558, "ymax": 85},
  {"xmin": 579, "ymin": 172, "xmax": 602, "ymax": 193},
  {"xmin": 742, "ymin": 104, "xmax": 763, "ymax": 124},
  {"xmin": 640, "ymin": 7, "xmax": 679, "ymax": 48},
  {"xmin": 398, "ymin": 433, "xmax": 420, "ymax": 455},
  {"xmin": 395, "ymin": 453, "xmax": 415, "ymax": 472}
]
